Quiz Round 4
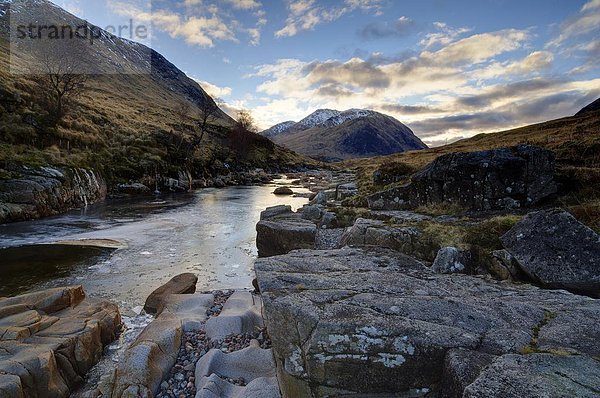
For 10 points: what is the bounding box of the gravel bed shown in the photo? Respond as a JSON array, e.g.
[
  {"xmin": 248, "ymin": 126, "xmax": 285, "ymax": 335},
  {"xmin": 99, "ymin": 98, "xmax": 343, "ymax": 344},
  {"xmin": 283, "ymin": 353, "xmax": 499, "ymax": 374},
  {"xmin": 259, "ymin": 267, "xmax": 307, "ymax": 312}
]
[
  {"xmin": 316, "ymin": 228, "xmax": 345, "ymax": 249},
  {"xmin": 157, "ymin": 291, "xmax": 271, "ymax": 398}
]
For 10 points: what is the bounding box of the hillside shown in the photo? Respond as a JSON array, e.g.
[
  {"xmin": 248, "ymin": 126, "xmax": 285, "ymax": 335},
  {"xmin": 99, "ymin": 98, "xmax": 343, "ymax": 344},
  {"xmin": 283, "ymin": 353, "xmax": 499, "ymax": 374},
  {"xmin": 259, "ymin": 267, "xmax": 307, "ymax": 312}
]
[
  {"xmin": 344, "ymin": 100, "xmax": 600, "ymax": 229},
  {"xmin": 0, "ymin": 0, "xmax": 315, "ymax": 186},
  {"xmin": 261, "ymin": 109, "xmax": 427, "ymax": 162}
]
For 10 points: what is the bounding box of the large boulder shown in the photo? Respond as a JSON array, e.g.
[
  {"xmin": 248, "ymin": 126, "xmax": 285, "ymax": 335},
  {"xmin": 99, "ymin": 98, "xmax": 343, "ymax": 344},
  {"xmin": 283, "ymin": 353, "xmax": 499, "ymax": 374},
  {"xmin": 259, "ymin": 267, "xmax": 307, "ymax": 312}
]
[
  {"xmin": 368, "ymin": 145, "xmax": 557, "ymax": 211},
  {"xmin": 256, "ymin": 215, "xmax": 317, "ymax": 258},
  {"xmin": 0, "ymin": 286, "xmax": 121, "ymax": 397},
  {"xmin": 501, "ymin": 209, "xmax": 600, "ymax": 297},
  {"xmin": 463, "ymin": 353, "xmax": 600, "ymax": 398},
  {"xmin": 260, "ymin": 205, "xmax": 292, "ymax": 220},
  {"xmin": 254, "ymin": 247, "xmax": 600, "ymax": 397},
  {"xmin": 273, "ymin": 187, "xmax": 294, "ymax": 195},
  {"xmin": 340, "ymin": 218, "xmax": 437, "ymax": 261},
  {"xmin": 143, "ymin": 273, "xmax": 198, "ymax": 314}
]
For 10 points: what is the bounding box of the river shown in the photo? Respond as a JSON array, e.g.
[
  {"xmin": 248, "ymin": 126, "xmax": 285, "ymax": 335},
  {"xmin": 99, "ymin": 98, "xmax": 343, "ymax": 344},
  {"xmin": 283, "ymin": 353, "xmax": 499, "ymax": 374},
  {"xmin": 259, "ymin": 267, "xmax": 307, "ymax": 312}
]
[{"xmin": 0, "ymin": 180, "xmax": 309, "ymax": 312}]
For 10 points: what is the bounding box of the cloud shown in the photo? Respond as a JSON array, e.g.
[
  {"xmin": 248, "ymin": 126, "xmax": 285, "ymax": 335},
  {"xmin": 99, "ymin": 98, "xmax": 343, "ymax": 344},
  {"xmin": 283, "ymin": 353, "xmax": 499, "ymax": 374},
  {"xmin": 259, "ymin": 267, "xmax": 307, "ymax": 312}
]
[
  {"xmin": 358, "ymin": 16, "xmax": 415, "ymax": 40},
  {"xmin": 582, "ymin": 0, "xmax": 600, "ymax": 12},
  {"xmin": 194, "ymin": 79, "xmax": 233, "ymax": 98},
  {"xmin": 419, "ymin": 22, "xmax": 472, "ymax": 49},
  {"xmin": 275, "ymin": 0, "xmax": 384, "ymax": 38},
  {"xmin": 223, "ymin": 0, "xmax": 262, "ymax": 10},
  {"xmin": 421, "ymin": 29, "xmax": 529, "ymax": 66},
  {"xmin": 549, "ymin": 0, "xmax": 600, "ymax": 46},
  {"xmin": 472, "ymin": 51, "xmax": 554, "ymax": 80}
]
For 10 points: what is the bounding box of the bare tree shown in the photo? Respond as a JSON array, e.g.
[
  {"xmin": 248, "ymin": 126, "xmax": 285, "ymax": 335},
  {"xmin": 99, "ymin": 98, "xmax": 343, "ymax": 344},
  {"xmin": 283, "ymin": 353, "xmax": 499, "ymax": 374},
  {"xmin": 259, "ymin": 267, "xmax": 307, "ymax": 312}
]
[
  {"xmin": 32, "ymin": 39, "xmax": 90, "ymax": 124},
  {"xmin": 193, "ymin": 99, "xmax": 220, "ymax": 146},
  {"xmin": 236, "ymin": 109, "xmax": 257, "ymax": 132},
  {"xmin": 229, "ymin": 109, "xmax": 257, "ymax": 159}
]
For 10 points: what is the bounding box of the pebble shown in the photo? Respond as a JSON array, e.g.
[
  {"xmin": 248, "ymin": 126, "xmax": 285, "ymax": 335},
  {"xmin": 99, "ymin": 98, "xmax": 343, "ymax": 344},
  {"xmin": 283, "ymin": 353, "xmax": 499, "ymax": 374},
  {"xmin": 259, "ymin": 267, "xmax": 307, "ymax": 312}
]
[{"xmin": 157, "ymin": 290, "xmax": 272, "ymax": 398}]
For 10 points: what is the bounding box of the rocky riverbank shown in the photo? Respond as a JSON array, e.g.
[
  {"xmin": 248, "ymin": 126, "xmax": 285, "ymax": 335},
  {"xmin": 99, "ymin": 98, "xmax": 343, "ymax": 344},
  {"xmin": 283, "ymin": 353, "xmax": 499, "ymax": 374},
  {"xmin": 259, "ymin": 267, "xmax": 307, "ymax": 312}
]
[{"xmin": 0, "ymin": 166, "xmax": 107, "ymax": 224}]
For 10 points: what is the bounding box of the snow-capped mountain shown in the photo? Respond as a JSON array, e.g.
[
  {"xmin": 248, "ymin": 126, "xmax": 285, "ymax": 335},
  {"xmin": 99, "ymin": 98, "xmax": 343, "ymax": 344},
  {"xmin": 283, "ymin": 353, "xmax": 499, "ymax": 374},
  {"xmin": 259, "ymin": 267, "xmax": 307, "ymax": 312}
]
[
  {"xmin": 294, "ymin": 109, "xmax": 342, "ymax": 130},
  {"xmin": 261, "ymin": 108, "xmax": 427, "ymax": 162},
  {"xmin": 261, "ymin": 121, "xmax": 297, "ymax": 138}
]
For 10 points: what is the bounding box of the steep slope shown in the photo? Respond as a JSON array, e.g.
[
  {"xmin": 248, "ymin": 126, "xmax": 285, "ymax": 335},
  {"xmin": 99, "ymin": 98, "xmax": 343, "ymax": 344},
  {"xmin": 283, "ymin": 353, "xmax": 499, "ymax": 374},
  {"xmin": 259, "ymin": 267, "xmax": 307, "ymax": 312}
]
[
  {"xmin": 0, "ymin": 0, "xmax": 314, "ymax": 185},
  {"xmin": 263, "ymin": 109, "xmax": 427, "ymax": 162},
  {"xmin": 576, "ymin": 98, "xmax": 600, "ymax": 116}
]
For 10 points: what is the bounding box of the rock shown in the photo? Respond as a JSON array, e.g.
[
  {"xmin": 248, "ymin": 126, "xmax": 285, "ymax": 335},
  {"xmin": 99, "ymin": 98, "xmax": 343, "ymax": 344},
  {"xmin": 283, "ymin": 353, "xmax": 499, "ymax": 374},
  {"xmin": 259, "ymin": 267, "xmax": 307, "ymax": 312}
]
[
  {"xmin": 273, "ymin": 187, "xmax": 294, "ymax": 195},
  {"xmin": 144, "ymin": 273, "xmax": 198, "ymax": 314},
  {"xmin": 501, "ymin": 209, "xmax": 600, "ymax": 297},
  {"xmin": 336, "ymin": 183, "xmax": 358, "ymax": 201},
  {"xmin": 260, "ymin": 205, "xmax": 292, "ymax": 220},
  {"xmin": 431, "ymin": 247, "xmax": 468, "ymax": 274},
  {"xmin": 204, "ymin": 292, "xmax": 264, "ymax": 340},
  {"xmin": 309, "ymin": 191, "xmax": 328, "ymax": 205},
  {"xmin": 340, "ymin": 218, "xmax": 436, "ymax": 261},
  {"xmin": 213, "ymin": 178, "xmax": 227, "ymax": 188},
  {"xmin": 195, "ymin": 374, "xmax": 280, "ymax": 398},
  {"xmin": 158, "ymin": 293, "xmax": 214, "ymax": 331},
  {"xmin": 301, "ymin": 205, "xmax": 323, "ymax": 221},
  {"xmin": 439, "ymin": 349, "xmax": 497, "ymax": 398},
  {"xmin": 256, "ymin": 215, "xmax": 317, "ymax": 258},
  {"xmin": 116, "ymin": 183, "xmax": 151, "ymax": 195},
  {"xmin": 489, "ymin": 249, "xmax": 524, "ymax": 281},
  {"xmin": 254, "ymin": 247, "xmax": 600, "ymax": 397},
  {"xmin": 463, "ymin": 353, "xmax": 600, "ymax": 398},
  {"xmin": 0, "ymin": 286, "xmax": 121, "ymax": 397},
  {"xmin": 368, "ymin": 145, "xmax": 557, "ymax": 211},
  {"xmin": 113, "ymin": 293, "xmax": 212, "ymax": 397},
  {"xmin": 195, "ymin": 341, "xmax": 276, "ymax": 383},
  {"xmin": 319, "ymin": 211, "xmax": 337, "ymax": 229},
  {"xmin": 0, "ymin": 167, "xmax": 106, "ymax": 224}
]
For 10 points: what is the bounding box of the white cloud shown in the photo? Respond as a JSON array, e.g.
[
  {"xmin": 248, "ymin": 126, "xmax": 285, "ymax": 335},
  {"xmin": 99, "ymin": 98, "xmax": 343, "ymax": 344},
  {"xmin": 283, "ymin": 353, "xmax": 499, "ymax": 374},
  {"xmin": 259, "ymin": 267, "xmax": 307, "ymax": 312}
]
[
  {"xmin": 194, "ymin": 79, "xmax": 233, "ymax": 98},
  {"xmin": 549, "ymin": 0, "xmax": 600, "ymax": 46},
  {"xmin": 419, "ymin": 22, "xmax": 472, "ymax": 49},
  {"xmin": 582, "ymin": 0, "xmax": 600, "ymax": 12},
  {"xmin": 223, "ymin": 0, "xmax": 262, "ymax": 10},
  {"xmin": 275, "ymin": 0, "xmax": 384, "ymax": 38}
]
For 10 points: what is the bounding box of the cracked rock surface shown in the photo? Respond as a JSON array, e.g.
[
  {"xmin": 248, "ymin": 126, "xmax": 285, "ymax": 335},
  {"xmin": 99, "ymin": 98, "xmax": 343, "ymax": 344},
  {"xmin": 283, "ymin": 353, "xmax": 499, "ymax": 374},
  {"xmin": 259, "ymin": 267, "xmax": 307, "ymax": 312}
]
[
  {"xmin": 0, "ymin": 285, "xmax": 121, "ymax": 398},
  {"xmin": 254, "ymin": 247, "xmax": 600, "ymax": 397}
]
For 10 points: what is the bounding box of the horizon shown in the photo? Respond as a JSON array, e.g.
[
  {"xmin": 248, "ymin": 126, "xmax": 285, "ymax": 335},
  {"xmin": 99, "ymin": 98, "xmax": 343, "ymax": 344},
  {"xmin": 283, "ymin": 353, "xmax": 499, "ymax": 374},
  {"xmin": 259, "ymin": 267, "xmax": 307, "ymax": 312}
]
[{"xmin": 52, "ymin": 0, "xmax": 600, "ymax": 146}]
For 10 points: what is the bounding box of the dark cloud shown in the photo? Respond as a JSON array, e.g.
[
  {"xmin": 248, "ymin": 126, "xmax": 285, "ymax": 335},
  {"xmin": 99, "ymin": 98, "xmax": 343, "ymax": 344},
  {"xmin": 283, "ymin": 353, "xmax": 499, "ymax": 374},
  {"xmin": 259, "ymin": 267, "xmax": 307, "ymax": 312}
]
[
  {"xmin": 457, "ymin": 78, "xmax": 567, "ymax": 108},
  {"xmin": 412, "ymin": 89, "xmax": 600, "ymax": 141},
  {"xmin": 317, "ymin": 84, "xmax": 355, "ymax": 97},
  {"xmin": 377, "ymin": 103, "xmax": 444, "ymax": 115},
  {"xmin": 358, "ymin": 17, "xmax": 416, "ymax": 40},
  {"xmin": 302, "ymin": 59, "xmax": 391, "ymax": 88}
]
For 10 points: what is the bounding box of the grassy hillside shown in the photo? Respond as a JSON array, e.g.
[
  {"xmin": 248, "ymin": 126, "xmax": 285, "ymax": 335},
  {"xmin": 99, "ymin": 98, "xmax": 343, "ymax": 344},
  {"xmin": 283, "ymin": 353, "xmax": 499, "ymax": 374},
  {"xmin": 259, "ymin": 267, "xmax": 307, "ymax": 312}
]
[
  {"xmin": 343, "ymin": 106, "xmax": 600, "ymax": 230},
  {"xmin": 0, "ymin": 1, "xmax": 317, "ymax": 185}
]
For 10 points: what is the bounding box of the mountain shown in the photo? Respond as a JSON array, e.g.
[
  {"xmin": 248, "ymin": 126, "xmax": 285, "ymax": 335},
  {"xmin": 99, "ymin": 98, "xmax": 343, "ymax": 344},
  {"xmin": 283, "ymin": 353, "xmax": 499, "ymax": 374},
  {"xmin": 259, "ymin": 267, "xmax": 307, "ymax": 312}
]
[
  {"xmin": 261, "ymin": 121, "xmax": 296, "ymax": 139},
  {"xmin": 0, "ymin": 0, "xmax": 314, "ymax": 185},
  {"xmin": 261, "ymin": 109, "xmax": 427, "ymax": 162},
  {"xmin": 576, "ymin": 98, "xmax": 600, "ymax": 116}
]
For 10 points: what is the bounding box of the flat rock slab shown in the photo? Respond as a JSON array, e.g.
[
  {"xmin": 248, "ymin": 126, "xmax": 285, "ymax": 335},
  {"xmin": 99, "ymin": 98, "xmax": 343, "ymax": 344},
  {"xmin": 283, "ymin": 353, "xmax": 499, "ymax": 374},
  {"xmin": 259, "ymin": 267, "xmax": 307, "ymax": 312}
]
[
  {"xmin": 195, "ymin": 374, "xmax": 280, "ymax": 398},
  {"xmin": 254, "ymin": 247, "xmax": 600, "ymax": 397},
  {"xmin": 0, "ymin": 286, "xmax": 121, "ymax": 397},
  {"xmin": 205, "ymin": 292, "xmax": 264, "ymax": 341},
  {"xmin": 463, "ymin": 353, "xmax": 600, "ymax": 398},
  {"xmin": 144, "ymin": 273, "xmax": 198, "ymax": 314},
  {"xmin": 195, "ymin": 341, "xmax": 277, "ymax": 386},
  {"xmin": 502, "ymin": 208, "xmax": 600, "ymax": 297},
  {"xmin": 256, "ymin": 215, "xmax": 317, "ymax": 258}
]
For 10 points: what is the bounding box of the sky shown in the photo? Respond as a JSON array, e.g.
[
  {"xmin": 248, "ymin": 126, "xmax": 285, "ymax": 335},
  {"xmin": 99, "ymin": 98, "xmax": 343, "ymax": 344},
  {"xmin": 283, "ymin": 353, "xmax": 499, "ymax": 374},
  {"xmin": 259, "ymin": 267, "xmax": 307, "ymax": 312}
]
[{"xmin": 55, "ymin": 0, "xmax": 600, "ymax": 146}]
